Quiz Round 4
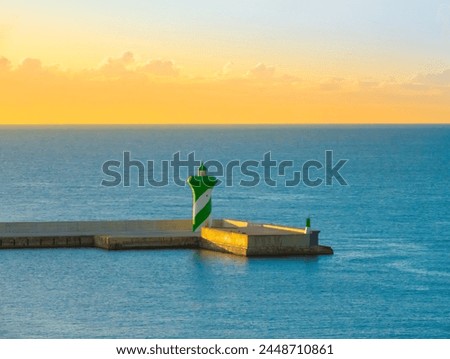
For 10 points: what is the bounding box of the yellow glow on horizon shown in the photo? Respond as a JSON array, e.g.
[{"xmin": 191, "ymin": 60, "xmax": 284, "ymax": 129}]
[{"xmin": 0, "ymin": 54, "xmax": 449, "ymax": 125}]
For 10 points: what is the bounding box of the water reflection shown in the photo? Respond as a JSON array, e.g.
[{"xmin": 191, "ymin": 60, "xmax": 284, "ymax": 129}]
[{"xmin": 193, "ymin": 249, "xmax": 249, "ymax": 266}]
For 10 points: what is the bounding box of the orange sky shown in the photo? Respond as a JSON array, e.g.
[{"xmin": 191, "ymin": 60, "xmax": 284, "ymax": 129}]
[
  {"xmin": 1, "ymin": 1, "xmax": 449, "ymax": 124},
  {"xmin": 1, "ymin": 53, "xmax": 449, "ymax": 125}
]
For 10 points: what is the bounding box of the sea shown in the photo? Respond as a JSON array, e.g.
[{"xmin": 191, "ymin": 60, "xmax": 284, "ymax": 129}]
[{"xmin": 0, "ymin": 125, "xmax": 448, "ymax": 339}]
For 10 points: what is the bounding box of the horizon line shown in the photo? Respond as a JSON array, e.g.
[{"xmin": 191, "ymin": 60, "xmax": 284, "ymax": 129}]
[{"xmin": 0, "ymin": 123, "xmax": 448, "ymax": 127}]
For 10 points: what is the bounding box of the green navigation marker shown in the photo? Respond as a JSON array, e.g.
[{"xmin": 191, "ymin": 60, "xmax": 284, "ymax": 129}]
[
  {"xmin": 305, "ymin": 216, "xmax": 311, "ymax": 234},
  {"xmin": 187, "ymin": 162, "xmax": 218, "ymax": 232}
]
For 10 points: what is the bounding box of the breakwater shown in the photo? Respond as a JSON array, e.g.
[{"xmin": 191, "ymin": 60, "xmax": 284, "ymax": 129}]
[{"xmin": 0, "ymin": 219, "xmax": 333, "ymax": 256}]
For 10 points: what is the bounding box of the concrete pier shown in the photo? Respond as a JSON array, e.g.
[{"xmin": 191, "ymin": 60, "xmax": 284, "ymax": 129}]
[
  {"xmin": 0, "ymin": 219, "xmax": 333, "ymax": 256},
  {"xmin": 201, "ymin": 219, "xmax": 333, "ymax": 256}
]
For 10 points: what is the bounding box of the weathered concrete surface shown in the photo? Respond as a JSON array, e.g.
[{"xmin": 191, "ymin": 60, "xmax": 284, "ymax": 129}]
[
  {"xmin": 0, "ymin": 218, "xmax": 333, "ymax": 256},
  {"xmin": 0, "ymin": 236, "xmax": 95, "ymax": 249},
  {"xmin": 0, "ymin": 219, "xmax": 204, "ymax": 236},
  {"xmin": 201, "ymin": 220, "xmax": 333, "ymax": 256},
  {"xmin": 94, "ymin": 234, "xmax": 199, "ymax": 250},
  {"xmin": 200, "ymin": 228, "xmax": 248, "ymax": 256}
]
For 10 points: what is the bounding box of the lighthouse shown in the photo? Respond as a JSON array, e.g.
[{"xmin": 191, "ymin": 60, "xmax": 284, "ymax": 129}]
[
  {"xmin": 305, "ymin": 216, "xmax": 311, "ymax": 234},
  {"xmin": 187, "ymin": 163, "xmax": 218, "ymax": 232}
]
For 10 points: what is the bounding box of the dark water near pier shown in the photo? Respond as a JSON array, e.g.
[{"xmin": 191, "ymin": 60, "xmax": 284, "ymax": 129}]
[{"xmin": 0, "ymin": 125, "xmax": 449, "ymax": 338}]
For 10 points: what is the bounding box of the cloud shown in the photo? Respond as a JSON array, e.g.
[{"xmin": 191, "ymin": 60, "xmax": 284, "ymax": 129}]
[
  {"xmin": 413, "ymin": 69, "xmax": 450, "ymax": 86},
  {"xmin": 13, "ymin": 57, "xmax": 62, "ymax": 79},
  {"xmin": 18, "ymin": 57, "xmax": 42, "ymax": 72},
  {"xmin": 320, "ymin": 77, "xmax": 345, "ymax": 91},
  {"xmin": 217, "ymin": 61, "xmax": 234, "ymax": 77},
  {"xmin": 98, "ymin": 51, "xmax": 135, "ymax": 75},
  {"xmin": 246, "ymin": 63, "xmax": 275, "ymax": 79},
  {"xmin": 0, "ymin": 56, "xmax": 11, "ymax": 71},
  {"xmin": 0, "ymin": 56, "xmax": 63, "ymax": 79},
  {"xmin": 358, "ymin": 80, "xmax": 380, "ymax": 89},
  {"xmin": 90, "ymin": 52, "xmax": 180, "ymax": 78},
  {"xmin": 139, "ymin": 59, "xmax": 179, "ymax": 77},
  {"xmin": 1, "ymin": 54, "xmax": 449, "ymax": 125}
]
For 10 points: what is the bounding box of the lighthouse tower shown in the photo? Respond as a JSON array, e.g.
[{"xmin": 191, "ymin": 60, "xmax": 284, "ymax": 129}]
[
  {"xmin": 187, "ymin": 163, "xmax": 218, "ymax": 232},
  {"xmin": 305, "ymin": 216, "xmax": 311, "ymax": 234}
]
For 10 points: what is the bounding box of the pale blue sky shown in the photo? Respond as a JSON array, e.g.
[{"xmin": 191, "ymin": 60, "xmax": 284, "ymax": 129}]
[{"xmin": 1, "ymin": 0, "xmax": 449, "ymax": 78}]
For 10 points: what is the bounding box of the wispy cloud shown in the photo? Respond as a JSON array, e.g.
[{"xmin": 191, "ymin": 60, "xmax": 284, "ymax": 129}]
[
  {"xmin": 97, "ymin": 51, "xmax": 135, "ymax": 77},
  {"xmin": 0, "ymin": 56, "xmax": 11, "ymax": 71},
  {"xmin": 412, "ymin": 69, "xmax": 450, "ymax": 87},
  {"xmin": 17, "ymin": 58, "xmax": 43, "ymax": 73},
  {"xmin": 217, "ymin": 61, "xmax": 234, "ymax": 77},
  {"xmin": 246, "ymin": 63, "xmax": 275, "ymax": 79},
  {"xmin": 139, "ymin": 59, "xmax": 179, "ymax": 77},
  {"xmin": 357, "ymin": 79, "xmax": 380, "ymax": 89},
  {"xmin": 0, "ymin": 53, "xmax": 449, "ymax": 124},
  {"xmin": 320, "ymin": 77, "xmax": 345, "ymax": 91}
]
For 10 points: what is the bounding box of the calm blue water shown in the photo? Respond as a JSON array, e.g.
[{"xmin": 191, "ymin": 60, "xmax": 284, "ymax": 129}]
[{"xmin": 0, "ymin": 125, "xmax": 449, "ymax": 338}]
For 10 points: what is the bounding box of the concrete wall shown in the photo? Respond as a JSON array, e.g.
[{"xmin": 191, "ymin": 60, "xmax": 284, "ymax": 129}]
[
  {"xmin": 201, "ymin": 225, "xmax": 326, "ymax": 256},
  {"xmin": 246, "ymin": 234, "xmax": 310, "ymax": 256},
  {"xmin": 0, "ymin": 219, "xmax": 213, "ymax": 235},
  {"xmin": 95, "ymin": 235, "xmax": 198, "ymax": 250},
  {"xmin": 310, "ymin": 231, "xmax": 319, "ymax": 246},
  {"xmin": 0, "ymin": 219, "xmax": 331, "ymax": 256},
  {"xmin": 200, "ymin": 227, "xmax": 249, "ymax": 256},
  {"xmin": 0, "ymin": 236, "xmax": 95, "ymax": 249}
]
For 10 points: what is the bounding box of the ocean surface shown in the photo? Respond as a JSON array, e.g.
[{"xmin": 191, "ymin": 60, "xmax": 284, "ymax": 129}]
[{"xmin": 0, "ymin": 125, "xmax": 448, "ymax": 339}]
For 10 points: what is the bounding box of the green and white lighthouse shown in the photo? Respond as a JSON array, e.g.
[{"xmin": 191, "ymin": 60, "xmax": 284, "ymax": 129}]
[
  {"xmin": 305, "ymin": 216, "xmax": 311, "ymax": 234},
  {"xmin": 187, "ymin": 163, "xmax": 218, "ymax": 232}
]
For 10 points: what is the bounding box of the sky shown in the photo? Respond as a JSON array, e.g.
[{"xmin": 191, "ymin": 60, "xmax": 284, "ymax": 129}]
[{"xmin": 1, "ymin": 0, "xmax": 449, "ymax": 124}]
